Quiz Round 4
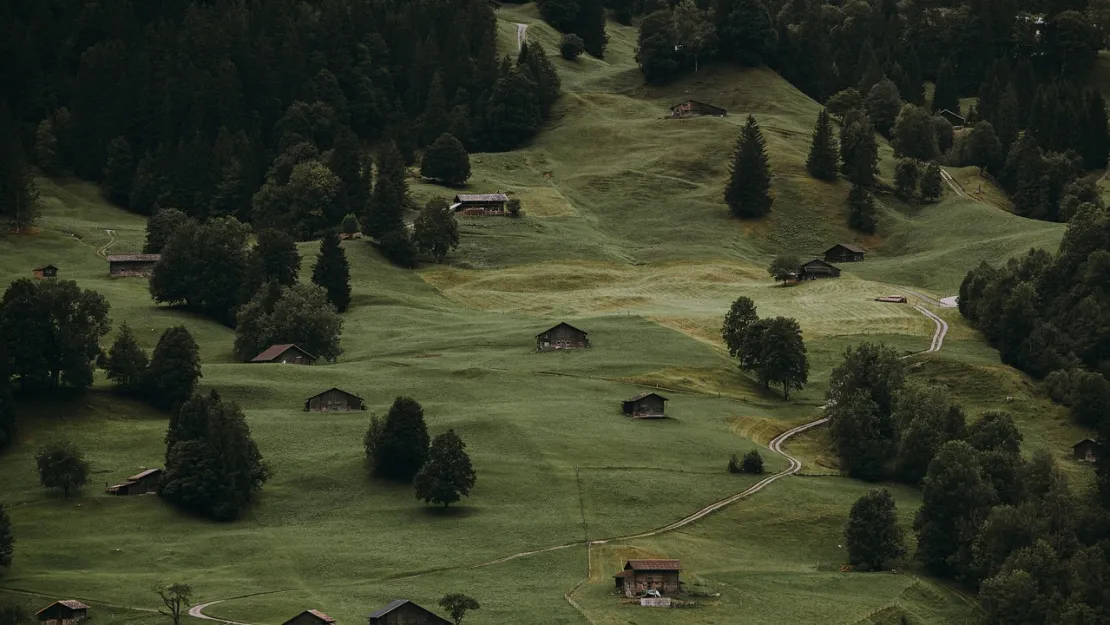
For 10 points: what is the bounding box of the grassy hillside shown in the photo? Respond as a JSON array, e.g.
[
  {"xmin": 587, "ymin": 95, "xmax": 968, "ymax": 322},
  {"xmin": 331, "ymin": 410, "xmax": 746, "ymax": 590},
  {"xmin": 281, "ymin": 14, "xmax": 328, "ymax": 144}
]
[{"xmin": 0, "ymin": 5, "xmax": 1089, "ymax": 625}]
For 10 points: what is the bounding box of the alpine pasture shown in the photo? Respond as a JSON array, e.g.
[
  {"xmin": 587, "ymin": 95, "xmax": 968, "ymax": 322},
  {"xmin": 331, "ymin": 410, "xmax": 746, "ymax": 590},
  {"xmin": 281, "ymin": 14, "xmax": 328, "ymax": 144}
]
[{"xmin": 0, "ymin": 5, "xmax": 1087, "ymax": 624}]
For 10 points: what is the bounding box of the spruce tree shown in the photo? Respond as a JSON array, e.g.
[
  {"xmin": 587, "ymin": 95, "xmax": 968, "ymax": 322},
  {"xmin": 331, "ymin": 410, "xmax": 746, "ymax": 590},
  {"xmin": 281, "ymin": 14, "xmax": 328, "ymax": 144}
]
[
  {"xmin": 840, "ymin": 114, "xmax": 879, "ymax": 186},
  {"xmin": 1082, "ymin": 90, "xmax": 1110, "ymax": 170},
  {"xmin": 725, "ymin": 115, "xmax": 773, "ymax": 219},
  {"xmin": 484, "ymin": 71, "xmax": 543, "ymax": 151},
  {"xmin": 35, "ymin": 120, "xmax": 61, "ymax": 175},
  {"xmin": 0, "ymin": 504, "xmax": 11, "ymax": 567},
  {"xmin": 414, "ymin": 429, "xmax": 477, "ymax": 509},
  {"xmin": 856, "ymin": 43, "xmax": 884, "ymax": 95},
  {"xmin": 575, "ymin": 0, "xmax": 609, "ymax": 58},
  {"xmin": 105, "ymin": 322, "xmax": 149, "ymax": 394},
  {"xmin": 420, "ymin": 133, "xmax": 471, "ymax": 186},
  {"xmin": 328, "ymin": 127, "xmax": 370, "ymax": 224},
  {"xmin": 311, "ymin": 232, "xmax": 351, "ymax": 313},
  {"xmin": 420, "ymin": 72, "xmax": 450, "ymax": 147},
  {"xmin": 146, "ymin": 326, "xmax": 202, "ymax": 411},
  {"xmin": 993, "ymin": 86, "xmax": 1020, "ymax": 153},
  {"xmin": 806, "ymin": 110, "xmax": 839, "ymax": 181},
  {"xmin": 931, "ymin": 61, "xmax": 960, "ymax": 115},
  {"xmin": 374, "ymin": 397, "xmax": 431, "ymax": 483},
  {"xmin": 254, "ymin": 229, "xmax": 301, "ymax": 288},
  {"xmin": 847, "ymin": 184, "xmax": 878, "ymax": 233},
  {"xmin": 893, "ymin": 159, "xmax": 919, "ymax": 199},
  {"xmin": 364, "ymin": 142, "xmax": 408, "ymax": 239},
  {"xmin": 518, "ymin": 42, "xmax": 562, "ymax": 117},
  {"xmin": 844, "ymin": 489, "xmax": 905, "ymax": 570},
  {"xmin": 741, "ymin": 449, "xmax": 764, "ymax": 474}
]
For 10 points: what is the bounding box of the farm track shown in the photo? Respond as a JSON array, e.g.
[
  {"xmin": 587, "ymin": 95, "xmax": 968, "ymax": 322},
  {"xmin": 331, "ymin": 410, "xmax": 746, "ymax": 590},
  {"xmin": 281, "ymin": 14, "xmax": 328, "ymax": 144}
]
[
  {"xmin": 911, "ymin": 304, "xmax": 948, "ymax": 354},
  {"xmin": 96, "ymin": 229, "xmax": 117, "ymax": 258}
]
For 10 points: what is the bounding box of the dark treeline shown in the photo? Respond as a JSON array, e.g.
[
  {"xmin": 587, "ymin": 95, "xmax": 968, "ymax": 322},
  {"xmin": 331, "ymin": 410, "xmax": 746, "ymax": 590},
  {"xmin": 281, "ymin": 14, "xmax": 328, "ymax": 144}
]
[
  {"xmin": 0, "ymin": 0, "xmax": 558, "ymax": 231},
  {"xmin": 635, "ymin": 0, "xmax": 1110, "ymax": 223}
]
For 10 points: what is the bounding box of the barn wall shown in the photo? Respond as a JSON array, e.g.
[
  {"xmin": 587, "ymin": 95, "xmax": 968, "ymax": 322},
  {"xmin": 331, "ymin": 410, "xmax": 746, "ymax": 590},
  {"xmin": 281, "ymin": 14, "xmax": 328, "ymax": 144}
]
[{"xmin": 374, "ymin": 603, "xmax": 446, "ymax": 625}]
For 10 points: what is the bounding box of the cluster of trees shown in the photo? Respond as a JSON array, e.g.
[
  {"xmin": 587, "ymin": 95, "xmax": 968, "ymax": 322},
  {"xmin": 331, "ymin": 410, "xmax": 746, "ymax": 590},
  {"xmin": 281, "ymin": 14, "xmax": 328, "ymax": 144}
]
[
  {"xmin": 959, "ymin": 200, "xmax": 1110, "ymax": 443},
  {"xmin": 106, "ymin": 324, "xmax": 202, "ymax": 411},
  {"xmin": 721, "ymin": 296, "xmax": 808, "ymax": 399},
  {"xmin": 161, "ymin": 391, "xmax": 269, "ymax": 521},
  {"xmin": 537, "ymin": 0, "xmax": 609, "ymax": 58},
  {"xmin": 1, "ymin": 0, "xmax": 564, "ymax": 233},
  {"xmin": 727, "ymin": 449, "xmax": 764, "ymax": 474},
  {"xmin": 364, "ymin": 397, "xmax": 477, "ymax": 509},
  {"xmin": 0, "ymin": 109, "xmax": 38, "ymax": 232}
]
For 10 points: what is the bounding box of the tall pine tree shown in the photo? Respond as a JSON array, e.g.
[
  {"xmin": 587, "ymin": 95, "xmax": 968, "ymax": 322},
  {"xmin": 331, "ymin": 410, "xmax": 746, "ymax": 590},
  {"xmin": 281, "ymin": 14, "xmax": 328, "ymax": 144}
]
[
  {"xmin": 931, "ymin": 61, "xmax": 961, "ymax": 115},
  {"xmin": 364, "ymin": 142, "xmax": 408, "ymax": 239},
  {"xmin": 840, "ymin": 114, "xmax": 879, "ymax": 186},
  {"xmin": 311, "ymin": 232, "xmax": 351, "ymax": 313},
  {"xmin": 725, "ymin": 115, "xmax": 773, "ymax": 218},
  {"xmin": 806, "ymin": 110, "xmax": 839, "ymax": 181},
  {"xmin": 847, "ymin": 184, "xmax": 878, "ymax": 233}
]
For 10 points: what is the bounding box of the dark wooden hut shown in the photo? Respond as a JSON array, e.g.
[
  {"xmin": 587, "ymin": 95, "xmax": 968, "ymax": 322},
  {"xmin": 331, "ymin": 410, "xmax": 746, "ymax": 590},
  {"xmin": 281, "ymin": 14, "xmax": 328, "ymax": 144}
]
[
  {"xmin": 36, "ymin": 601, "xmax": 88, "ymax": 625},
  {"xmin": 105, "ymin": 468, "xmax": 162, "ymax": 496},
  {"xmin": 281, "ymin": 610, "xmax": 335, "ymax": 625},
  {"xmin": 250, "ymin": 344, "xmax": 317, "ymax": 365},
  {"xmin": 613, "ymin": 560, "xmax": 682, "ymax": 597},
  {"xmin": 1074, "ymin": 438, "xmax": 1098, "ymax": 462},
  {"xmin": 367, "ymin": 600, "xmax": 450, "ymax": 625},
  {"xmin": 304, "ymin": 388, "xmax": 364, "ymax": 412},
  {"xmin": 107, "ymin": 254, "xmax": 160, "ymax": 277},
  {"xmin": 536, "ymin": 322, "xmax": 589, "ymax": 351},
  {"xmin": 33, "ymin": 265, "xmax": 59, "ymax": 279},
  {"xmin": 823, "ymin": 243, "xmax": 865, "ymax": 263},
  {"xmin": 622, "ymin": 392, "xmax": 668, "ymax": 418},
  {"xmin": 938, "ymin": 109, "xmax": 966, "ymax": 128},
  {"xmin": 669, "ymin": 100, "xmax": 727, "ymax": 118},
  {"xmin": 451, "ymin": 193, "xmax": 508, "ymax": 215},
  {"xmin": 798, "ymin": 259, "xmax": 841, "ymax": 280}
]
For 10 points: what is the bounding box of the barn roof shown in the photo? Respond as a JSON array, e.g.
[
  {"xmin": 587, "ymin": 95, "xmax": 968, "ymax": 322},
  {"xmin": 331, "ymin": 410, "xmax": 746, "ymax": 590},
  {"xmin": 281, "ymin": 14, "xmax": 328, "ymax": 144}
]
[
  {"xmin": 367, "ymin": 600, "xmax": 448, "ymax": 623},
  {"xmin": 106, "ymin": 254, "xmax": 161, "ymax": 263},
  {"xmin": 455, "ymin": 193, "xmax": 508, "ymax": 203},
  {"xmin": 536, "ymin": 322, "xmax": 588, "ymax": 337},
  {"xmin": 305, "ymin": 387, "xmax": 363, "ymax": 401},
  {"xmin": 1074, "ymin": 438, "xmax": 1098, "ymax": 447},
  {"xmin": 128, "ymin": 468, "xmax": 162, "ymax": 481},
  {"xmin": 626, "ymin": 392, "xmax": 668, "ymax": 402},
  {"xmin": 34, "ymin": 264, "xmax": 58, "ymax": 271},
  {"xmin": 305, "ymin": 610, "xmax": 335, "ymax": 623},
  {"xmin": 37, "ymin": 600, "xmax": 89, "ymax": 615},
  {"xmin": 938, "ymin": 108, "xmax": 966, "ymax": 123},
  {"xmin": 801, "ymin": 258, "xmax": 839, "ymax": 269},
  {"xmin": 625, "ymin": 559, "xmax": 681, "ymax": 571},
  {"xmin": 670, "ymin": 99, "xmax": 726, "ymax": 112},
  {"xmin": 826, "ymin": 243, "xmax": 865, "ymax": 254},
  {"xmin": 251, "ymin": 344, "xmax": 316, "ymax": 362}
]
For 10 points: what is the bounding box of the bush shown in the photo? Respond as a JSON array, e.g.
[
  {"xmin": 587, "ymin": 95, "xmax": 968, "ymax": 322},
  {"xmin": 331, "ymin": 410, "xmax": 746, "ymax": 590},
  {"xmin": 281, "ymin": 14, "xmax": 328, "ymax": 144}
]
[
  {"xmin": 728, "ymin": 453, "xmax": 743, "ymax": 474},
  {"xmin": 742, "ymin": 449, "xmax": 765, "ymax": 474},
  {"xmin": 379, "ymin": 228, "xmax": 418, "ymax": 268},
  {"xmin": 507, "ymin": 198, "xmax": 522, "ymax": 217},
  {"xmin": 560, "ymin": 34, "xmax": 585, "ymax": 60},
  {"xmin": 1044, "ymin": 369, "xmax": 1075, "ymax": 405}
]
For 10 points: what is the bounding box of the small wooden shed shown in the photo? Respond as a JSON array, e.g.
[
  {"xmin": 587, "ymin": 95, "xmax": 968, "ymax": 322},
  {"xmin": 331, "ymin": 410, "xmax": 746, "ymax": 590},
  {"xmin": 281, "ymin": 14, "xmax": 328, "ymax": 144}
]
[
  {"xmin": 798, "ymin": 259, "xmax": 841, "ymax": 280},
  {"xmin": 536, "ymin": 322, "xmax": 589, "ymax": 351},
  {"xmin": 938, "ymin": 109, "xmax": 965, "ymax": 128},
  {"xmin": 824, "ymin": 243, "xmax": 865, "ymax": 263},
  {"xmin": 669, "ymin": 100, "xmax": 727, "ymax": 118},
  {"xmin": 105, "ymin": 468, "xmax": 162, "ymax": 496},
  {"xmin": 367, "ymin": 600, "xmax": 450, "ymax": 625},
  {"xmin": 614, "ymin": 560, "xmax": 682, "ymax": 597},
  {"xmin": 36, "ymin": 601, "xmax": 88, "ymax": 625},
  {"xmin": 1074, "ymin": 438, "xmax": 1098, "ymax": 462},
  {"xmin": 33, "ymin": 265, "xmax": 59, "ymax": 279},
  {"xmin": 281, "ymin": 609, "xmax": 335, "ymax": 625},
  {"xmin": 107, "ymin": 254, "xmax": 160, "ymax": 277},
  {"xmin": 304, "ymin": 388, "xmax": 364, "ymax": 412},
  {"xmin": 451, "ymin": 193, "xmax": 508, "ymax": 215},
  {"xmin": 251, "ymin": 344, "xmax": 317, "ymax": 365},
  {"xmin": 623, "ymin": 392, "xmax": 668, "ymax": 418}
]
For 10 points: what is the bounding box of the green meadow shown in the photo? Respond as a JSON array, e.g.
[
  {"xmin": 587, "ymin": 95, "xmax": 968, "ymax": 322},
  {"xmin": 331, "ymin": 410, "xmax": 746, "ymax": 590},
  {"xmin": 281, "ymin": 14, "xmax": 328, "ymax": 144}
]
[{"xmin": 0, "ymin": 4, "xmax": 1090, "ymax": 624}]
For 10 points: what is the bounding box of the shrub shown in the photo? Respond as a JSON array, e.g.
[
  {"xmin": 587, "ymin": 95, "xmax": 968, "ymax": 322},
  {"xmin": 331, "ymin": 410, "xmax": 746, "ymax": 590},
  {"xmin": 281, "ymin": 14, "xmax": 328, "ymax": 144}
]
[
  {"xmin": 507, "ymin": 198, "xmax": 522, "ymax": 217},
  {"xmin": 728, "ymin": 453, "xmax": 743, "ymax": 474},
  {"xmin": 742, "ymin": 449, "xmax": 765, "ymax": 474},
  {"xmin": 1044, "ymin": 369, "xmax": 1074, "ymax": 405},
  {"xmin": 560, "ymin": 34, "xmax": 585, "ymax": 60}
]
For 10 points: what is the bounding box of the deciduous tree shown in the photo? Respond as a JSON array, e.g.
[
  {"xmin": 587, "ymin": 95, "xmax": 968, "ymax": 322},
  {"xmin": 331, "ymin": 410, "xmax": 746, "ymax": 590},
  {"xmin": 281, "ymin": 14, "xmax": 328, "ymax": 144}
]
[
  {"xmin": 865, "ymin": 79, "xmax": 902, "ymax": 137},
  {"xmin": 755, "ymin": 316, "xmax": 808, "ymax": 399},
  {"xmin": 894, "ymin": 159, "xmax": 919, "ymax": 199},
  {"xmin": 35, "ymin": 440, "xmax": 89, "ymax": 498},
  {"xmin": 150, "ymin": 217, "xmax": 250, "ymax": 324},
  {"xmin": 413, "ymin": 198, "xmax": 460, "ymax": 262},
  {"xmin": 845, "ymin": 489, "xmax": 905, "ymax": 570},
  {"xmin": 420, "ymin": 134, "xmax": 471, "ymax": 186},
  {"xmin": 722, "ymin": 296, "xmax": 759, "ymax": 358},
  {"xmin": 914, "ymin": 441, "xmax": 997, "ymax": 576},
  {"xmin": 840, "ymin": 114, "xmax": 879, "ymax": 186},
  {"xmin": 438, "ymin": 594, "xmax": 480, "ymax": 625},
  {"xmin": 892, "ymin": 104, "xmax": 939, "ymax": 161},
  {"xmin": 826, "ymin": 89, "xmax": 863, "ymax": 121},
  {"xmin": 414, "ymin": 430, "xmax": 477, "ymax": 509},
  {"xmin": 254, "ymin": 229, "xmax": 301, "ymax": 289},
  {"xmin": 768, "ymin": 255, "xmax": 800, "ymax": 283},
  {"xmin": 143, "ymin": 208, "xmax": 189, "ymax": 254},
  {"xmin": 920, "ymin": 162, "xmax": 943, "ymax": 202},
  {"xmin": 146, "ymin": 326, "xmax": 201, "ymax": 411},
  {"xmin": 725, "ymin": 115, "xmax": 773, "ymax": 218},
  {"xmin": 561, "ymin": 34, "xmax": 585, "ymax": 60},
  {"xmin": 154, "ymin": 583, "xmax": 192, "ymax": 625}
]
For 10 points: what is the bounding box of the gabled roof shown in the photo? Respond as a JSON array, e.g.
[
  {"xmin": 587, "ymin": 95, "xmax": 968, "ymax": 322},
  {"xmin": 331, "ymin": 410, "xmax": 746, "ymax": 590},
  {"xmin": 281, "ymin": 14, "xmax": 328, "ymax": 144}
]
[
  {"xmin": 625, "ymin": 559, "xmax": 681, "ymax": 571},
  {"xmin": 34, "ymin": 264, "xmax": 59, "ymax": 271},
  {"xmin": 536, "ymin": 322, "xmax": 588, "ymax": 337},
  {"xmin": 1074, "ymin": 438, "xmax": 1098, "ymax": 447},
  {"xmin": 305, "ymin": 387, "xmax": 363, "ymax": 401},
  {"xmin": 305, "ymin": 610, "xmax": 334, "ymax": 624},
  {"xmin": 368, "ymin": 600, "xmax": 448, "ymax": 623},
  {"xmin": 826, "ymin": 243, "xmax": 865, "ymax": 254},
  {"xmin": 455, "ymin": 193, "xmax": 508, "ymax": 203},
  {"xmin": 670, "ymin": 99, "xmax": 726, "ymax": 112},
  {"xmin": 938, "ymin": 108, "xmax": 965, "ymax": 122},
  {"xmin": 105, "ymin": 481, "xmax": 137, "ymax": 493},
  {"xmin": 37, "ymin": 600, "xmax": 89, "ymax": 615},
  {"xmin": 128, "ymin": 468, "xmax": 162, "ymax": 481},
  {"xmin": 106, "ymin": 254, "xmax": 161, "ymax": 263},
  {"xmin": 251, "ymin": 344, "xmax": 316, "ymax": 363},
  {"xmin": 626, "ymin": 392, "xmax": 668, "ymax": 402},
  {"xmin": 801, "ymin": 258, "xmax": 839, "ymax": 269}
]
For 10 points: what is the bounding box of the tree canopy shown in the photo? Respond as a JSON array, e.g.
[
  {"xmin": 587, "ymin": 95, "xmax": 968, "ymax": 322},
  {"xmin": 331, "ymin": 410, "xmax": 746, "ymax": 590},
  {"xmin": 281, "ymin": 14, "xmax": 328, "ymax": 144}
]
[{"xmin": 414, "ymin": 430, "xmax": 477, "ymax": 509}]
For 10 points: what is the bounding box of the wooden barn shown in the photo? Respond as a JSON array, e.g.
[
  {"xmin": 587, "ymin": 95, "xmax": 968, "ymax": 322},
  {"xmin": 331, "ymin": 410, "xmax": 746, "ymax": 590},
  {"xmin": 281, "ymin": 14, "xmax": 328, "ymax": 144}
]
[
  {"xmin": 669, "ymin": 100, "xmax": 727, "ymax": 118},
  {"xmin": 824, "ymin": 243, "xmax": 865, "ymax": 263},
  {"xmin": 623, "ymin": 392, "xmax": 668, "ymax": 418},
  {"xmin": 281, "ymin": 610, "xmax": 335, "ymax": 625},
  {"xmin": 536, "ymin": 322, "xmax": 589, "ymax": 351},
  {"xmin": 36, "ymin": 601, "xmax": 88, "ymax": 625},
  {"xmin": 107, "ymin": 254, "xmax": 160, "ymax": 277},
  {"xmin": 613, "ymin": 560, "xmax": 682, "ymax": 597},
  {"xmin": 33, "ymin": 265, "xmax": 58, "ymax": 279},
  {"xmin": 1074, "ymin": 438, "xmax": 1098, "ymax": 462},
  {"xmin": 938, "ymin": 109, "xmax": 965, "ymax": 128},
  {"xmin": 251, "ymin": 344, "xmax": 317, "ymax": 365},
  {"xmin": 304, "ymin": 388, "xmax": 364, "ymax": 412},
  {"xmin": 451, "ymin": 193, "xmax": 508, "ymax": 215},
  {"xmin": 367, "ymin": 600, "xmax": 450, "ymax": 625},
  {"xmin": 105, "ymin": 468, "xmax": 162, "ymax": 496},
  {"xmin": 798, "ymin": 259, "xmax": 841, "ymax": 280}
]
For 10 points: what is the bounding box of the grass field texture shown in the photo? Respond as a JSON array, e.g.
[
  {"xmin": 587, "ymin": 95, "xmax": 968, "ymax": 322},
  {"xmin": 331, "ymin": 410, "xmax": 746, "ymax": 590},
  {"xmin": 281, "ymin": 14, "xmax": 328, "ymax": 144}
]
[{"xmin": 0, "ymin": 4, "xmax": 1092, "ymax": 624}]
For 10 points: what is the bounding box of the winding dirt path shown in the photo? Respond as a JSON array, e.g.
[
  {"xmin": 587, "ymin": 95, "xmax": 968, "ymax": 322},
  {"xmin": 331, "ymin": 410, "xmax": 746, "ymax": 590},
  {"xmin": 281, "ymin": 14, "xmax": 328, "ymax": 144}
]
[
  {"xmin": 912, "ymin": 304, "xmax": 948, "ymax": 354},
  {"xmin": 96, "ymin": 229, "xmax": 117, "ymax": 258}
]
